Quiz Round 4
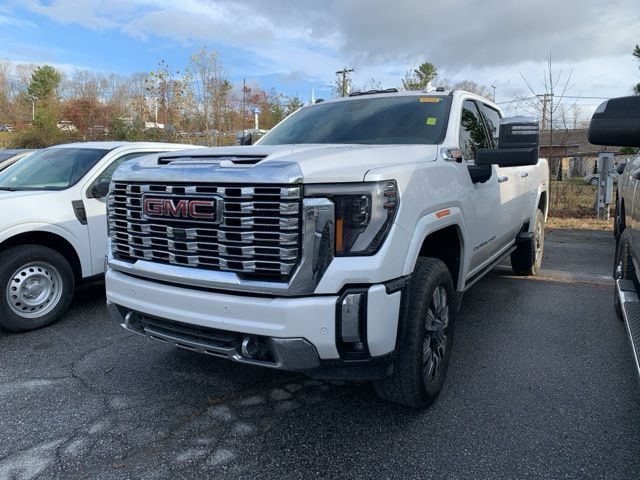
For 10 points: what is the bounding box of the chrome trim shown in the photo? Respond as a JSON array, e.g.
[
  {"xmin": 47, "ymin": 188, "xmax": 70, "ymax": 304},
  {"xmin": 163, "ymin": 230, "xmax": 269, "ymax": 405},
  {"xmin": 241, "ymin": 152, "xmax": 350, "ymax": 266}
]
[
  {"xmin": 107, "ymin": 197, "xmax": 335, "ymax": 296},
  {"xmin": 113, "ymin": 158, "xmax": 304, "ymax": 185}
]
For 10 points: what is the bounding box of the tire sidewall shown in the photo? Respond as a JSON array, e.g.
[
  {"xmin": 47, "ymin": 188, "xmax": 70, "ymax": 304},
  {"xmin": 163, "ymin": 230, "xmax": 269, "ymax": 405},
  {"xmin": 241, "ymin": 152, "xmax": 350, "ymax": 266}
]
[
  {"xmin": 533, "ymin": 209, "xmax": 545, "ymax": 274},
  {"xmin": 408, "ymin": 260, "xmax": 456, "ymax": 401},
  {"xmin": 0, "ymin": 245, "xmax": 75, "ymax": 332}
]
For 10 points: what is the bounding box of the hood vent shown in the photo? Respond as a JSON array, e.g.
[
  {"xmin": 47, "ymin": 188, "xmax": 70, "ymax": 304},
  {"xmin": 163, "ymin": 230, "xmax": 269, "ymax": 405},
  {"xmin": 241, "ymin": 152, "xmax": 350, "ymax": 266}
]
[{"xmin": 158, "ymin": 154, "xmax": 267, "ymax": 166}]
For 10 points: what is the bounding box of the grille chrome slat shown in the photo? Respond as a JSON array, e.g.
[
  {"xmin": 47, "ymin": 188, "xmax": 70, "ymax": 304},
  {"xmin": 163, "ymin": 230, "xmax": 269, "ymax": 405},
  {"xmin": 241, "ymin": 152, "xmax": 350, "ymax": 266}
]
[{"xmin": 109, "ymin": 182, "xmax": 302, "ymax": 278}]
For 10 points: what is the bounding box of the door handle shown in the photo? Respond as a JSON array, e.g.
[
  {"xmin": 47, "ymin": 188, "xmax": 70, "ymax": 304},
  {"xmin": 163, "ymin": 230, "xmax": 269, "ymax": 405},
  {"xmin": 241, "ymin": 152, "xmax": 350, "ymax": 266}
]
[
  {"xmin": 498, "ymin": 176, "xmax": 509, "ymax": 183},
  {"xmin": 520, "ymin": 171, "xmax": 529, "ymax": 178}
]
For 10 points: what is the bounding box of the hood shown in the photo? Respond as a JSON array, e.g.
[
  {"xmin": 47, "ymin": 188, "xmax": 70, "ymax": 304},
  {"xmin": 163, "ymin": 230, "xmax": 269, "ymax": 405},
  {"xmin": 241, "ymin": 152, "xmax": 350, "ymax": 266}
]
[
  {"xmin": 116, "ymin": 144, "xmax": 439, "ymax": 184},
  {"xmin": 0, "ymin": 188, "xmax": 81, "ymax": 238}
]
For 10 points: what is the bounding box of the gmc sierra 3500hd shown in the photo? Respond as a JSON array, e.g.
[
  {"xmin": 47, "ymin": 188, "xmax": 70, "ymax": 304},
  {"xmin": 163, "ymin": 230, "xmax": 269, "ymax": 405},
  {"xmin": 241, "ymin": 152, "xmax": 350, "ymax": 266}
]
[
  {"xmin": 106, "ymin": 90, "xmax": 549, "ymax": 408},
  {"xmin": 590, "ymin": 95, "xmax": 640, "ymax": 379}
]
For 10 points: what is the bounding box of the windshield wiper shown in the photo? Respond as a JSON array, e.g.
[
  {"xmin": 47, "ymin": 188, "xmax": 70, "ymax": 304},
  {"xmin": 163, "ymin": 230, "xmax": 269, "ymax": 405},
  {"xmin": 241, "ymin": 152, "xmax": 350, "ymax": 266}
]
[{"xmin": 0, "ymin": 186, "xmax": 19, "ymax": 191}]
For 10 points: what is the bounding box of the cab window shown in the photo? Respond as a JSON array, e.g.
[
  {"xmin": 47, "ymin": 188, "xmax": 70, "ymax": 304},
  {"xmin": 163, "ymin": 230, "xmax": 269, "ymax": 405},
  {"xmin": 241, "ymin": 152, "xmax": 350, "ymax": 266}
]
[
  {"xmin": 459, "ymin": 100, "xmax": 491, "ymax": 161},
  {"xmin": 479, "ymin": 103, "xmax": 502, "ymax": 148}
]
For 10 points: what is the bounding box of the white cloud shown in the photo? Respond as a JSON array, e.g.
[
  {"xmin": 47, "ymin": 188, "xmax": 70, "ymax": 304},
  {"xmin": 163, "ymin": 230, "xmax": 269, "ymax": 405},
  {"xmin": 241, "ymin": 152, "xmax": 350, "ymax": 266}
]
[
  {"xmin": 0, "ymin": 13, "xmax": 36, "ymax": 28},
  {"xmin": 9, "ymin": 0, "xmax": 640, "ymax": 101}
]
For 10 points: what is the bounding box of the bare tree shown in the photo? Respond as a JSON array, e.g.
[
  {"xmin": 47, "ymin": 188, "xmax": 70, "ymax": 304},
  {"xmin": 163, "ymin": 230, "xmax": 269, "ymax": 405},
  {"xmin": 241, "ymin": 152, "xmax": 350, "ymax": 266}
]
[{"xmin": 519, "ymin": 54, "xmax": 579, "ymax": 180}]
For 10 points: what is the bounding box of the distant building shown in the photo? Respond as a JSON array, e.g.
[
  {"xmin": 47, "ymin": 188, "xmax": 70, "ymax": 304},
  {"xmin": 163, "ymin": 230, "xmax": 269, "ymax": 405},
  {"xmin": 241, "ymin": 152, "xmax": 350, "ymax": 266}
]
[{"xmin": 539, "ymin": 129, "xmax": 624, "ymax": 177}]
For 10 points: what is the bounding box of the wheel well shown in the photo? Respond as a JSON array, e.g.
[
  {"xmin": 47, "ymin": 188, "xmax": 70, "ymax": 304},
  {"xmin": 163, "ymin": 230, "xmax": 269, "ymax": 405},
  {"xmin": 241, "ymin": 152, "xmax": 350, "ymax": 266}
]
[
  {"xmin": 538, "ymin": 191, "xmax": 548, "ymax": 216},
  {"xmin": 0, "ymin": 232, "xmax": 82, "ymax": 280},
  {"xmin": 418, "ymin": 226, "xmax": 462, "ymax": 288}
]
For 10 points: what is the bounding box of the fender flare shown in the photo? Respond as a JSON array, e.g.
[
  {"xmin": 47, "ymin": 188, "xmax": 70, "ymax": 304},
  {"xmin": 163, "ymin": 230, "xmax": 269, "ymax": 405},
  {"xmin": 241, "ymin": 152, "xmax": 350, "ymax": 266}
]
[
  {"xmin": 401, "ymin": 207, "xmax": 466, "ymax": 290},
  {"xmin": 0, "ymin": 222, "xmax": 90, "ymax": 277}
]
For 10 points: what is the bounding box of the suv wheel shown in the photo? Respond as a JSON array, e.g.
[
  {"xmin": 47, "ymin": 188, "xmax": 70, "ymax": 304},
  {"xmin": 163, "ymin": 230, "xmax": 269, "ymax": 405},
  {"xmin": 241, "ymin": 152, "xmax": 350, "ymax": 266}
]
[
  {"xmin": 0, "ymin": 245, "xmax": 75, "ymax": 332},
  {"xmin": 374, "ymin": 257, "xmax": 455, "ymax": 408}
]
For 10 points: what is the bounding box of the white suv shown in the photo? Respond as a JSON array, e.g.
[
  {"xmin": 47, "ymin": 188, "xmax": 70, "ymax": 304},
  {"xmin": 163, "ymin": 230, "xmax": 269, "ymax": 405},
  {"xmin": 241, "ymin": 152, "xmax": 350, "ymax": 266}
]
[{"xmin": 0, "ymin": 141, "xmax": 201, "ymax": 332}]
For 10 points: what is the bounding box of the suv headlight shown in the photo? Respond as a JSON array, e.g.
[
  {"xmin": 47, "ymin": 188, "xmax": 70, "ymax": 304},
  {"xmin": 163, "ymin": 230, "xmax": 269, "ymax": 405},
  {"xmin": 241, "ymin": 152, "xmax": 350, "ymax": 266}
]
[{"xmin": 305, "ymin": 180, "xmax": 398, "ymax": 256}]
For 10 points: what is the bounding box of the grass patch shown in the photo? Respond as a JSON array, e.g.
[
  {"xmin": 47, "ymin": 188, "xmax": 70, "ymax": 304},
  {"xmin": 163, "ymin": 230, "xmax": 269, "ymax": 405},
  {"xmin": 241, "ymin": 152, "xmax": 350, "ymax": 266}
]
[
  {"xmin": 548, "ymin": 180, "xmax": 605, "ymax": 218},
  {"xmin": 547, "ymin": 216, "xmax": 613, "ymax": 231}
]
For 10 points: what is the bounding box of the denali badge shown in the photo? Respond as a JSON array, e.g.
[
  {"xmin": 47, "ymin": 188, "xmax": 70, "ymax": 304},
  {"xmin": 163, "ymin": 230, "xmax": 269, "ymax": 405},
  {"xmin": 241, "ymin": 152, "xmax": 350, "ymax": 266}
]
[{"xmin": 143, "ymin": 196, "xmax": 222, "ymax": 222}]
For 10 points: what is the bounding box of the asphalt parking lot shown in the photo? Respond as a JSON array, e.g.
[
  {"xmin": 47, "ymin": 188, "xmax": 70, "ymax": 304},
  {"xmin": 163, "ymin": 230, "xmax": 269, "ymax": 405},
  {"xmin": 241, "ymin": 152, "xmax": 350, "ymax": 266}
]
[{"xmin": 1, "ymin": 228, "xmax": 639, "ymax": 479}]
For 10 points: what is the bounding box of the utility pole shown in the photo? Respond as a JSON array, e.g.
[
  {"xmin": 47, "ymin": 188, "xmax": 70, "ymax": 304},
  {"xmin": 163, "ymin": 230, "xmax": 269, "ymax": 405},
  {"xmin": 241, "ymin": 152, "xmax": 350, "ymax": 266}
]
[
  {"xmin": 335, "ymin": 67, "xmax": 354, "ymax": 97},
  {"xmin": 242, "ymin": 78, "xmax": 246, "ymax": 134},
  {"xmin": 537, "ymin": 93, "xmax": 553, "ymax": 131}
]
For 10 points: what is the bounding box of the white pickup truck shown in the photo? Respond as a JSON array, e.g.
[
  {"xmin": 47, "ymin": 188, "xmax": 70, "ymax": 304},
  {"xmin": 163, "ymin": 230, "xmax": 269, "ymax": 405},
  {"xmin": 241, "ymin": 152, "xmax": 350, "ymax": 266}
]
[
  {"xmin": 105, "ymin": 90, "xmax": 549, "ymax": 407},
  {"xmin": 0, "ymin": 141, "xmax": 201, "ymax": 332}
]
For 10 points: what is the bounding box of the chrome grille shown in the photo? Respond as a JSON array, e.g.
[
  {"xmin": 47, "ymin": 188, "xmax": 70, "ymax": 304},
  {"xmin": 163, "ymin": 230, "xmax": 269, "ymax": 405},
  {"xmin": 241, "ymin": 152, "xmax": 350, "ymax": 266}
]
[{"xmin": 108, "ymin": 182, "xmax": 302, "ymax": 279}]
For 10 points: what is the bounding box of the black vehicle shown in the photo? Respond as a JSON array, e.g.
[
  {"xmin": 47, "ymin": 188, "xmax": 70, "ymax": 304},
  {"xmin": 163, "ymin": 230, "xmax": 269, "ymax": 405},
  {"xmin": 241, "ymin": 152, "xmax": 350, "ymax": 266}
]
[{"xmin": 588, "ymin": 95, "xmax": 640, "ymax": 377}]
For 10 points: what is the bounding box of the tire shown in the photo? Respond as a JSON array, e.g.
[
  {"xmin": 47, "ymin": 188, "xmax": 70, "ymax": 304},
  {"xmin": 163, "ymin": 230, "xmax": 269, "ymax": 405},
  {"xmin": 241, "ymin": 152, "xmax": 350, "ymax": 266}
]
[
  {"xmin": 0, "ymin": 245, "xmax": 75, "ymax": 332},
  {"xmin": 589, "ymin": 177, "xmax": 599, "ymax": 186},
  {"xmin": 614, "ymin": 234, "xmax": 633, "ymax": 320},
  {"xmin": 511, "ymin": 209, "xmax": 545, "ymax": 276},
  {"xmin": 374, "ymin": 257, "xmax": 456, "ymax": 408}
]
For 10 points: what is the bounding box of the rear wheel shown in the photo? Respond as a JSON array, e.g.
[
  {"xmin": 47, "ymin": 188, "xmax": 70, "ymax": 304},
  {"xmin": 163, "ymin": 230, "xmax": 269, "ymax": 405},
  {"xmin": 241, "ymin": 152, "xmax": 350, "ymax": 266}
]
[
  {"xmin": 0, "ymin": 245, "xmax": 75, "ymax": 332},
  {"xmin": 511, "ymin": 209, "xmax": 545, "ymax": 276},
  {"xmin": 374, "ymin": 257, "xmax": 455, "ymax": 408}
]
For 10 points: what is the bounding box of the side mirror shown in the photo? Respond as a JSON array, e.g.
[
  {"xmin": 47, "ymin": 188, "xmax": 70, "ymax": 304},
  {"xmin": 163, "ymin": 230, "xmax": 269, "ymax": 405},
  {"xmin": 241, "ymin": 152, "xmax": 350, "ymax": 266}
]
[
  {"xmin": 476, "ymin": 117, "xmax": 539, "ymax": 167},
  {"xmin": 588, "ymin": 96, "xmax": 640, "ymax": 148},
  {"xmin": 90, "ymin": 179, "xmax": 110, "ymax": 198}
]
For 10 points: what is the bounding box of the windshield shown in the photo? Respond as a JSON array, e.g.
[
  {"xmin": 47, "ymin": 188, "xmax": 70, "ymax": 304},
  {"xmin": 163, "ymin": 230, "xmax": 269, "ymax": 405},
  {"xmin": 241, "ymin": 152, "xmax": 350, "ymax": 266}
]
[
  {"xmin": 0, "ymin": 148, "xmax": 108, "ymax": 191},
  {"xmin": 260, "ymin": 95, "xmax": 451, "ymax": 145}
]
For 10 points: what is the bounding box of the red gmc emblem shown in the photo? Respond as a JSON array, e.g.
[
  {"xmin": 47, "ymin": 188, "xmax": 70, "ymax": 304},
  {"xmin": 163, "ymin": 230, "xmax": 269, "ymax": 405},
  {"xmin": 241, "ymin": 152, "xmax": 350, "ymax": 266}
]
[{"xmin": 143, "ymin": 197, "xmax": 219, "ymax": 221}]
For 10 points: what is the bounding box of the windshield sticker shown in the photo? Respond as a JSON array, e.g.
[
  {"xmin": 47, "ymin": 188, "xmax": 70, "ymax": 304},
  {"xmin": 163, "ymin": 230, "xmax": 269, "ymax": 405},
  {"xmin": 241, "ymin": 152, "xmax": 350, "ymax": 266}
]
[
  {"xmin": 426, "ymin": 117, "xmax": 437, "ymax": 126},
  {"xmin": 420, "ymin": 97, "xmax": 440, "ymax": 103}
]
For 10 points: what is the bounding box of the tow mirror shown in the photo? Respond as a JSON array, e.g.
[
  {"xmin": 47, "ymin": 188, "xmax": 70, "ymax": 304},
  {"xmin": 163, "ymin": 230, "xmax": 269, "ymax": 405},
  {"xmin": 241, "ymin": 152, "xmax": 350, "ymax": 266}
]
[
  {"xmin": 476, "ymin": 117, "xmax": 539, "ymax": 167},
  {"xmin": 588, "ymin": 96, "xmax": 640, "ymax": 148},
  {"xmin": 90, "ymin": 179, "xmax": 110, "ymax": 198}
]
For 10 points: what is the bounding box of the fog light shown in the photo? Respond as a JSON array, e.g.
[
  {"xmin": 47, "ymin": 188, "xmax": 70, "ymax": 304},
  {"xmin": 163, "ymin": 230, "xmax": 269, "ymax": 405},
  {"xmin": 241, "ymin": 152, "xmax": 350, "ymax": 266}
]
[{"xmin": 340, "ymin": 292, "xmax": 364, "ymax": 343}]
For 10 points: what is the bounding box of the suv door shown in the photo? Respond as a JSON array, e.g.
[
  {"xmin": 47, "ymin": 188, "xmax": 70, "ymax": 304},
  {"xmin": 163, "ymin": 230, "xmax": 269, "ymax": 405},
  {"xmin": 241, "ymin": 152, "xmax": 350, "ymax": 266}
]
[
  {"xmin": 458, "ymin": 100, "xmax": 514, "ymax": 274},
  {"xmin": 83, "ymin": 151, "xmax": 159, "ymax": 275}
]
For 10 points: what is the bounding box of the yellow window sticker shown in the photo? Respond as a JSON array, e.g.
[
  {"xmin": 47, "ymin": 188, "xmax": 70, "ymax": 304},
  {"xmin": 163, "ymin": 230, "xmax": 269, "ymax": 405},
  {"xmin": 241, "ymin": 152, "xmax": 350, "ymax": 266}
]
[
  {"xmin": 426, "ymin": 117, "xmax": 437, "ymax": 126},
  {"xmin": 419, "ymin": 97, "xmax": 440, "ymax": 103}
]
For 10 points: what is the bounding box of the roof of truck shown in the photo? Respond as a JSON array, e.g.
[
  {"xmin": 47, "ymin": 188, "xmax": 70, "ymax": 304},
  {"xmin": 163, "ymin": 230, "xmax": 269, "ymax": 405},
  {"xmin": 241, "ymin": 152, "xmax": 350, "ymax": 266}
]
[{"xmin": 48, "ymin": 141, "xmax": 200, "ymax": 150}]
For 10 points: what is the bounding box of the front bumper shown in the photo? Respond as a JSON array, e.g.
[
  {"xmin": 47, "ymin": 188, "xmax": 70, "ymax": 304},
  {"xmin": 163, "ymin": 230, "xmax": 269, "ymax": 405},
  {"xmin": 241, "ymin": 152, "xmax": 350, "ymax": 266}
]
[{"xmin": 106, "ymin": 269, "xmax": 403, "ymax": 379}]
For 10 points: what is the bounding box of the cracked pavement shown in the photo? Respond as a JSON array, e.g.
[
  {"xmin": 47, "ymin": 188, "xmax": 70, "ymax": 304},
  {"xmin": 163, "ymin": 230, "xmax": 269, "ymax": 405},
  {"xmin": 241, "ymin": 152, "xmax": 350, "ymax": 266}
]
[{"xmin": 1, "ymin": 228, "xmax": 639, "ymax": 479}]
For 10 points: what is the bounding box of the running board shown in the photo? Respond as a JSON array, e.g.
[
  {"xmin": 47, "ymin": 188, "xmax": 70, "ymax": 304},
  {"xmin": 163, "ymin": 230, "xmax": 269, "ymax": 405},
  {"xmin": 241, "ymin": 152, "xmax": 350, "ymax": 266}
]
[
  {"xmin": 463, "ymin": 245, "xmax": 517, "ymax": 291},
  {"xmin": 616, "ymin": 279, "xmax": 640, "ymax": 379}
]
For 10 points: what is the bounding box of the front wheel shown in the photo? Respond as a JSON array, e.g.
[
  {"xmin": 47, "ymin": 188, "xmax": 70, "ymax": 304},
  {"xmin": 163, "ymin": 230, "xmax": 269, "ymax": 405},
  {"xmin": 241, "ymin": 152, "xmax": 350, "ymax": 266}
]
[
  {"xmin": 0, "ymin": 245, "xmax": 75, "ymax": 332},
  {"xmin": 374, "ymin": 257, "xmax": 456, "ymax": 408}
]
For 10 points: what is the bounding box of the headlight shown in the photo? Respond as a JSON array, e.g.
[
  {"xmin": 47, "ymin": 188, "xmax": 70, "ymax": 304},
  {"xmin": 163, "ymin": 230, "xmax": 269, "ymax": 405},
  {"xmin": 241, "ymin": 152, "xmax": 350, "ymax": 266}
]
[{"xmin": 305, "ymin": 180, "xmax": 398, "ymax": 256}]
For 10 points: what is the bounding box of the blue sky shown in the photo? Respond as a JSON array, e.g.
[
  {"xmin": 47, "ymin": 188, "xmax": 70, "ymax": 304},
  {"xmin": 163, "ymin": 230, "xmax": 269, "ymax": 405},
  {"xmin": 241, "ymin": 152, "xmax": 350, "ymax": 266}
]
[
  {"xmin": 0, "ymin": 1, "xmax": 337, "ymax": 101},
  {"xmin": 1, "ymin": 0, "xmax": 638, "ymax": 119}
]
